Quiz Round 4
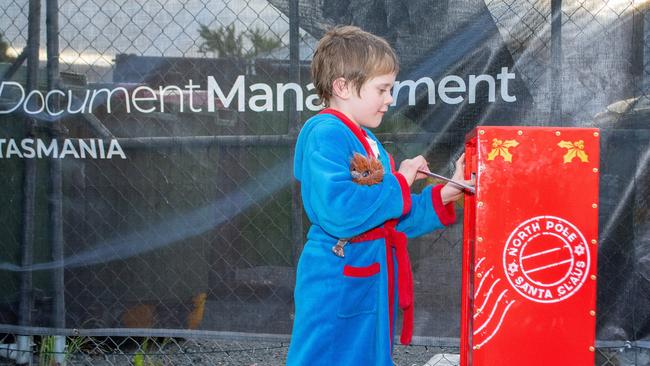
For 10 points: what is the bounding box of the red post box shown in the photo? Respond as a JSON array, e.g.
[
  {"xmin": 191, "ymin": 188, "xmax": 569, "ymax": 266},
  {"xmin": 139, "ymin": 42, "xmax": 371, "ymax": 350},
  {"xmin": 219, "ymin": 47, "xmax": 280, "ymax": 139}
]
[{"xmin": 460, "ymin": 126, "xmax": 600, "ymax": 365}]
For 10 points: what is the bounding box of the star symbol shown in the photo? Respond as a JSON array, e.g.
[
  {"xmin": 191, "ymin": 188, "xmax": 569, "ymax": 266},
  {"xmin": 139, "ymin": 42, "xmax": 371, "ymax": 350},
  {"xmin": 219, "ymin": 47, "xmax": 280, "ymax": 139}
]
[
  {"xmin": 508, "ymin": 261, "xmax": 519, "ymax": 275},
  {"xmin": 574, "ymin": 244, "xmax": 585, "ymax": 256}
]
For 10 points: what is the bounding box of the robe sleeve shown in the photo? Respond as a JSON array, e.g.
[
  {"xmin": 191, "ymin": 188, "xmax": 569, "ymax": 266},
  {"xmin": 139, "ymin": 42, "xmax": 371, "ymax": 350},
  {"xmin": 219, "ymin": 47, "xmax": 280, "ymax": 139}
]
[
  {"xmin": 396, "ymin": 184, "xmax": 457, "ymax": 238},
  {"xmin": 301, "ymin": 122, "xmax": 411, "ymax": 238}
]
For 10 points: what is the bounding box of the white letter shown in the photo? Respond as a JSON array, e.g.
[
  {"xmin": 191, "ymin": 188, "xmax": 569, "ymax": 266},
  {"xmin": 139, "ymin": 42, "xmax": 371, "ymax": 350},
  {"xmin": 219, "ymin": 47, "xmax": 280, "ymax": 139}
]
[
  {"xmin": 185, "ymin": 79, "xmax": 202, "ymax": 112},
  {"xmin": 0, "ymin": 82, "xmax": 26, "ymax": 114},
  {"xmin": 107, "ymin": 139, "xmax": 126, "ymax": 159},
  {"xmin": 89, "ymin": 87, "xmax": 130, "ymax": 114},
  {"xmin": 438, "ymin": 75, "xmax": 466, "ymax": 104},
  {"xmin": 45, "ymin": 89, "xmax": 66, "ymax": 116},
  {"xmin": 546, "ymin": 220, "xmax": 555, "ymax": 230},
  {"xmin": 131, "ymin": 86, "xmax": 157, "ymax": 113},
  {"xmin": 207, "ymin": 75, "xmax": 245, "ymax": 112},
  {"xmin": 59, "ymin": 139, "xmax": 80, "ymax": 159},
  {"xmin": 391, "ymin": 77, "xmax": 435, "ymax": 106},
  {"xmin": 0, "ymin": 139, "xmax": 5, "ymax": 157},
  {"xmin": 24, "ymin": 90, "xmax": 45, "ymax": 115},
  {"xmin": 497, "ymin": 67, "xmax": 516, "ymax": 102},
  {"xmin": 67, "ymin": 89, "xmax": 90, "ymax": 114},
  {"xmin": 98, "ymin": 139, "xmax": 105, "ymax": 158},
  {"xmin": 37, "ymin": 139, "xmax": 58, "ymax": 158},
  {"xmin": 21, "ymin": 139, "xmax": 35, "ymax": 158},
  {"xmin": 79, "ymin": 139, "xmax": 97, "ymax": 159},
  {"xmin": 6, "ymin": 139, "xmax": 23, "ymax": 158},
  {"xmin": 276, "ymin": 83, "xmax": 303, "ymax": 112},
  {"xmin": 248, "ymin": 83, "xmax": 273, "ymax": 112},
  {"xmin": 305, "ymin": 83, "xmax": 323, "ymax": 111},
  {"xmin": 468, "ymin": 74, "xmax": 496, "ymax": 103},
  {"xmin": 159, "ymin": 85, "xmax": 183, "ymax": 113}
]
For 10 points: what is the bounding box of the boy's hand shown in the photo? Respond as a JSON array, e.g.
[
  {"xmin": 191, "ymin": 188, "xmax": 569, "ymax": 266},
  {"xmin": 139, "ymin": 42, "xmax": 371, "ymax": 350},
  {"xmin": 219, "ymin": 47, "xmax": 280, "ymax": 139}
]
[
  {"xmin": 441, "ymin": 153, "xmax": 475, "ymax": 204},
  {"xmin": 398, "ymin": 155, "xmax": 429, "ymax": 186}
]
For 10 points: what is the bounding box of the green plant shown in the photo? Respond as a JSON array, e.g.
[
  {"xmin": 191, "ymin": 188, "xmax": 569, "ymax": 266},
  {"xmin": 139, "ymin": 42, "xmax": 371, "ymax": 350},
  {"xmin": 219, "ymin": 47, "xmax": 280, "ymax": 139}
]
[
  {"xmin": 132, "ymin": 338, "xmax": 170, "ymax": 366},
  {"xmin": 38, "ymin": 335, "xmax": 56, "ymax": 366},
  {"xmin": 37, "ymin": 335, "xmax": 93, "ymax": 366},
  {"xmin": 247, "ymin": 28, "xmax": 282, "ymax": 57},
  {"xmin": 65, "ymin": 335, "xmax": 92, "ymax": 356},
  {"xmin": 198, "ymin": 24, "xmax": 282, "ymax": 59}
]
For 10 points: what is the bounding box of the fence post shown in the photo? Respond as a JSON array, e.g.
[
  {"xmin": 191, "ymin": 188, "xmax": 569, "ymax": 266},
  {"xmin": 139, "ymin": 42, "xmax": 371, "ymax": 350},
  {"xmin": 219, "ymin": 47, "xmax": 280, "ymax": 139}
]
[
  {"xmin": 17, "ymin": 0, "xmax": 41, "ymax": 364},
  {"xmin": 288, "ymin": 0, "xmax": 303, "ymax": 266},
  {"xmin": 46, "ymin": 0, "xmax": 66, "ymax": 363},
  {"xmin": 550, "ymin": 0, "xmax": 562, "ymax": 125}
]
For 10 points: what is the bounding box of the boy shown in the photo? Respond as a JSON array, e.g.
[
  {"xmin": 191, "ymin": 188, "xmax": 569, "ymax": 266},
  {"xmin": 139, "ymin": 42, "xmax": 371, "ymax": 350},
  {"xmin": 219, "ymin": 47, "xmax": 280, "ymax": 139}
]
[{"xmin": 287, "ymin": 26, "xmax": 471, "ymax": 365}]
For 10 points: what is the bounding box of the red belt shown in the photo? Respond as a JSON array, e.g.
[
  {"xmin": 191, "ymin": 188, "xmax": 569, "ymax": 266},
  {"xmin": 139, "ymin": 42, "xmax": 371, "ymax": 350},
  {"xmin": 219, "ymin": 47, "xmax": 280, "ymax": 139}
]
[{"xmin": 350, "ymin": 219, "xmax": 413, "ymax": 345}]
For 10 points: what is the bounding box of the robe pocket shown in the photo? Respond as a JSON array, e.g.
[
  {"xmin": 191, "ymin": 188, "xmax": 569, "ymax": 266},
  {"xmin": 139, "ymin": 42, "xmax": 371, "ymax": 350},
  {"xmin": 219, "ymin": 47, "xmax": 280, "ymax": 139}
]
[{"xmin": 337, "ymin": 262, "xmax": 380, "ymax": 318}]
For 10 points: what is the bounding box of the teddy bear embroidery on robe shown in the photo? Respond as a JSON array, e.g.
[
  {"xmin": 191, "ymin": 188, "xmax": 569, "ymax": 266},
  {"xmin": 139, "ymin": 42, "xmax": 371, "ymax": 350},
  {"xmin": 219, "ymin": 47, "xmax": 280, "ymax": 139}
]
[{"xmin": 331, "ymin": 153, "xmax": 385, "ymax": 257}]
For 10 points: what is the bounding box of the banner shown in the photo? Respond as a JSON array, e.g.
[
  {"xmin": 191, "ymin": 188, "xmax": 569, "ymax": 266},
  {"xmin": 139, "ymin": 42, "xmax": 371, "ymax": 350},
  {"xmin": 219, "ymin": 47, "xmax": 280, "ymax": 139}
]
[{"xmin": 0, "ymin": 0, "xmax": 647, "ymax": 345}]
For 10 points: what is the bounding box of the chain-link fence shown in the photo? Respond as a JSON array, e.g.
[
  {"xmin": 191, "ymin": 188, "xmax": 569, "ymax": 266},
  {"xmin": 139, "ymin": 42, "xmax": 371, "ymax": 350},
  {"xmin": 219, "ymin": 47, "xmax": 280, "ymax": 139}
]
[{"xmin": 0, "ymin": 0, "xmax": 648, "ymax": 364}]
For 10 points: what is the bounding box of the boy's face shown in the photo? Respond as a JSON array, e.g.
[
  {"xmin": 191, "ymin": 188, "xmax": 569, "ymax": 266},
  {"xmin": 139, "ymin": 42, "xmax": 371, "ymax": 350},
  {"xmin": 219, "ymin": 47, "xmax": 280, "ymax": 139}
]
[{"xmin": 345, "ymin": 72, "xmax": 396, "ymax": 128}]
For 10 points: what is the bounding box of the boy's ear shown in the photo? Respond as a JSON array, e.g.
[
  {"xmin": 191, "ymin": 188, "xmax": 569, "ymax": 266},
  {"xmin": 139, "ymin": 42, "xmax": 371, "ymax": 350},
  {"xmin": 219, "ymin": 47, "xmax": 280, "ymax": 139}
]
[{"xmin": 332, "ymin": 77, "xmax": 351, "ymax": 99}]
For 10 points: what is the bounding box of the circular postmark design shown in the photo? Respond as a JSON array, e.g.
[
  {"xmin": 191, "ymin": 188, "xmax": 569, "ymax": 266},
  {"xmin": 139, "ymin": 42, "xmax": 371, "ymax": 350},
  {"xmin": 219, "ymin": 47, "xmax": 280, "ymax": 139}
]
[{"xmin": 503, "ymin": 216, "xmax": 590, "ymax": 303}]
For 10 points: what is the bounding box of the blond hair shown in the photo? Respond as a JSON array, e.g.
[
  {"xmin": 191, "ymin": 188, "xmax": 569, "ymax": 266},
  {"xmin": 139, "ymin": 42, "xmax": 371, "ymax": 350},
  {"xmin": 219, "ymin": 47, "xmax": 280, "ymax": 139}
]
[{"xmin": 311, "ymin": 26, "xmax": 399, "ymax": 107}]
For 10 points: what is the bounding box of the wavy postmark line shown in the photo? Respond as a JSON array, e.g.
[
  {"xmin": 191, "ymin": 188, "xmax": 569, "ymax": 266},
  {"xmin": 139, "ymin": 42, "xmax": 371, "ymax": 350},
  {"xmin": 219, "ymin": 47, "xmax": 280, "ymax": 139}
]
[
  {"xmin": 474, "ymin": 299, "xmax": 516, "ymax": 350},
  {"xmin": 474, "ymin": 278, "xmax": 501, "ymax": 319},
  {"xmin": 473, "ymin": 289, "xmax": 508, "ymax": 335},
  {"xmin": 474, "ymin": 267, "xmax": 493, "ymax": 299},
  {"xmin": 475, "ymin": 257, "xmax": 486, "ymax": 272}
]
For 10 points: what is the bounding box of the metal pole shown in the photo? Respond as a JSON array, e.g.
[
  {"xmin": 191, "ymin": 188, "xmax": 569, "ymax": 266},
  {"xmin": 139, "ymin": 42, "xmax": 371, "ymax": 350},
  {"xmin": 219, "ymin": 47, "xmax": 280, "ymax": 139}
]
[
  {"xmin": 288, "ymin": 0, "xmax": 303, "ymax": 266},
  {"xmin": 46, "ymin": 0, "xmax": 59, "ymax": 89},
  {"xmin": 18, "ymin": 0, "xmax": 41, "ymax": 364},
  {"xmin": 89, "ymin": 132, "xmax": 446, "ymax": 149},
  {"xmin": 1, "ymin": 49, "xmax": 28, "ymax": 82},
  {"xmin": 550, "ymin": 0, "xmax": 562, "ymax": 125},
  {"xmin": 46, "ymin": 0, "xmax": 66, "ymax": 363}
]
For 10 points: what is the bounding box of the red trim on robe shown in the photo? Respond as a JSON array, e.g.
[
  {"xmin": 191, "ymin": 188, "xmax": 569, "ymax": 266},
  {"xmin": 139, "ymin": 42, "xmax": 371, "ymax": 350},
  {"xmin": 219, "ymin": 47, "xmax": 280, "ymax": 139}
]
[
  {"xmin": 394, "ymin": 173, "xmax": 412, "ymax": 216},
  {"xmin": 389, "ymin": 154, "xmax": 412, "ymax": 216},
  {"xmin": 430, "ymin": 184, "xmax": 457, "ymax": 226},
  {"xmin": 385, "ymin": 237, "xmax": 395, "ymax": 345},
  {"xmin": 343, "ymin": 263, "xmax": 380, "ymax": 277},
  {"xmin": 350, "ymin": 220, "xmax": 414, "ymax": 345}
]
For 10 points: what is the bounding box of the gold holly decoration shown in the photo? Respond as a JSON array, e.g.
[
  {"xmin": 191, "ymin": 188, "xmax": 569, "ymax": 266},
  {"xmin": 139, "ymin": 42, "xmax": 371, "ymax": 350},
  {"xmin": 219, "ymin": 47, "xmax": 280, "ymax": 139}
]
[
  {"xmin": 487, "ymin": 138, "xmax": 519, "ymax": 162},
  {"xmin": 558, "ymin": 140, "xmax": 589, "ymax": 163}
]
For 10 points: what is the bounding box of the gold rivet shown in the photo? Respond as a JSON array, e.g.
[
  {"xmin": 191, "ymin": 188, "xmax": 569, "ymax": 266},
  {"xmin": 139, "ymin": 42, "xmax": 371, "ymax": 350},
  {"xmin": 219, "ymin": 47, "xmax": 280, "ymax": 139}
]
[
  {"xmin": 589, "ymin": 346, "xmax": 595, "ymax": 352},
  {"xmin": 555, "ymin": 131, "xmax": 561, "ymax": 136},
  {"xmin": 479, "ymin": 130, "xmax": 485, "ymax": 135},
  {"xmin": 589, "ymin": 310, "xmax": 596, "ymax": 316},
  {"xmin": 594, "ymin": 132, "xmax": 599, "ymax": 137},
  {"xmin": 593, "ymin": 168, "xmax": 599, "ymax": 173},
  {"xmin": 592, "ymin": 203, "xmax": 598, "ymax": 209},
  {"xmin": 478, "ymin": 201, "xmax": 484, "ymax": 207},
  {"xmin": 478, "ymin": 237, "xmax": 484, "ymax": 242},
  {"xmin": 477, "ymin": 273, "xmax": 483, "ymax": 279},
  {"xmin": 591, "ymin": 239, "xmax": 597, "ymax": 245},
  {"xmin": 474, "ymin": 345, "xmax": 480, "ymax": 350},
  {"xmin": 517, "ymin": 130, "xmax": 523, "ymax": 136},
  {"xmin": 590, "ymin": 275, "xmax": 596, "ymax": 280}
]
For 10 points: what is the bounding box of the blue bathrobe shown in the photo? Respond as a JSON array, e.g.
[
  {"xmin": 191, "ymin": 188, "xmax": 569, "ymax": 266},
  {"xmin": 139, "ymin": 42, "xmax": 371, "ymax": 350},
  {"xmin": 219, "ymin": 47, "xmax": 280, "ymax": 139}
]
[{"xmin": 287, "ymin": 109, "xmax": 456, "ymax": 366}]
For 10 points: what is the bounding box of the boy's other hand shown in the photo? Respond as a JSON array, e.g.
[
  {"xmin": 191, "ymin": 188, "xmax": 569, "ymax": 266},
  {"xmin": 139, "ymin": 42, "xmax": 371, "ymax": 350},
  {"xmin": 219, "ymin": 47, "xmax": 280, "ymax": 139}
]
[
  {"xmin": 398, "ymin": 155, "xmax": 429, "ymax": 186},
  {"xmin": 441, "ymin": 153, "xmax": 476, "ymax": 204}
]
